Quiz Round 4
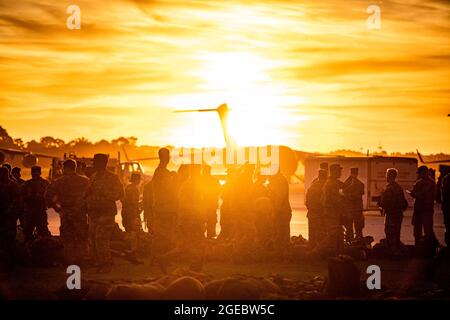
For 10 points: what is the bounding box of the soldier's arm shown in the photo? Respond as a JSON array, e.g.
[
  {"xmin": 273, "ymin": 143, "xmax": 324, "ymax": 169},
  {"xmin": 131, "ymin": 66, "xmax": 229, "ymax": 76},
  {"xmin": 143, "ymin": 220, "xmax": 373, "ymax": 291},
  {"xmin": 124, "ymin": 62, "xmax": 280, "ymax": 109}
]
[
  {"xmin": 112, "ymin": 175, "xmax": 125, "ymax": 201},
  {"xmin": 45, "ymin": 180, "xmax": 59, "ymax": 208},
  {"xmin": 409, "ymin": 181, "xmax": 422, "ymax": 199}
]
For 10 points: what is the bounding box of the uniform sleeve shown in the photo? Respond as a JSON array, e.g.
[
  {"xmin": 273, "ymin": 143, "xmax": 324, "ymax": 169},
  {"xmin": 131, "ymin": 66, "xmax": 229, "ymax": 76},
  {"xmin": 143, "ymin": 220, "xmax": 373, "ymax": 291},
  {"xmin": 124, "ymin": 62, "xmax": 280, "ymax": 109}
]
[
  {"xmin": 143, "ymin": 181, "xmax": 153, "ymax": 219},
  {"xmin": 410, "ymin": 181, "xmax": 422, "ymax": 199},
  {"xmin": 112, "ymin": 175, "xmax": 124, "ymax": 201},
  {"xmin": 45, "ymin": 180, "xmax": 59, "ymax": 207}
]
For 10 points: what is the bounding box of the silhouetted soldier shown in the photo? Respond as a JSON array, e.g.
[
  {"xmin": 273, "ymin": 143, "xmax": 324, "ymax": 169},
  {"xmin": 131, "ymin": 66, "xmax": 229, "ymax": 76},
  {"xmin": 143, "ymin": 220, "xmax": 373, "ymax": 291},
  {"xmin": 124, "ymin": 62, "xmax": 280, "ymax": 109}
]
[
  {"xmin": 312, "ymin": 162, "xmax": 328, "ymax": 184},
  {"xmin": 21, "ymin": 166, "xmax": 51, "ymax": 242},
  {"xmin": 76, "ymin": 161, "xmax": 87, "ymax": 176},
  {"xmin": 11, "ymin": 167, "xmax": 25, "ymax": 228},
  {"xmin": 378, "ymin": 168, "xmax": 408, "ymax": 251},
  {"xmin": 343, "ymin": 168, "xmax": 365, "ymax": 241},
  {"xmin": 409, "ymin": 165, "xmax": 437, "ymax": 245},
  {"xmin": 86, "ymin": 154, "xmax": 124, "ymax": 272},
  {"xmin": 201, "ymin": 165, "xmax": 220, "ymax": 239},
  {"xmin": 322, "ymin": 164, "xmax": 345, "ymax": 253},
  {"xmin": 233, "ymin": 164, "xmax": 257, "ymax": 242},
  {"xmin": 174, "ymin": 164, "xmax": 205, "ymax": 269},
  {"xmin": 145, "ymin": 148, "xmax": 177, "ymax": 261},
  {"xmin": 269, "ymin": 170, "xmax": 292, "ymax": 247},
  {"xmin": 441, "ymin": 172, "xmax": 450, "ymax": 247},
  {"xmin": 11, "ymin": 167, "xmax": 25, "ymax": 185},
  {"xmin": 252, "ymin": 170, "xmax": 273, "ymax": 247},
  {"xmin": 436, "ymin": 165, "xmax": 450, "ymax": 205},
  {"xmin": 0, "ymin": 167, "xmax": 19, "ymax": 267},
  {"xmin": 122, "ymin": 173, "xmax": 142, "ymax": 260},
  {"xmin": 2, "ymin": 163, "xmax": 13, "ymax": 180},
  {"xmin": 218, "ymin": 167, "xmax": 237, "ymax": 240},
  {"xmin": 45, "ymin": 159, "xmax": 90, "ymax": 265},
  {"xmin": 305, "ymin": 169, "xmax": 327, "ymax": 248},
  {"xmin": 178, "ymin": 165, "xmax": 205, "ymax": 240},
  {"xmin": 0, "ymin": 151, "xmax": 5, "ymax": 165}
]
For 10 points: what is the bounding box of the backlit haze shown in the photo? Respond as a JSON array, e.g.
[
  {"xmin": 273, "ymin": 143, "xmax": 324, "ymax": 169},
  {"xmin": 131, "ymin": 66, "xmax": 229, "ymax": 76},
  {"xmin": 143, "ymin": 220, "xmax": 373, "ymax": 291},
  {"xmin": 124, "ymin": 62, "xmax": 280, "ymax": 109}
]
[{"xmin": 0, "ymin": 0, "xmax": 449, "ymax": 153}]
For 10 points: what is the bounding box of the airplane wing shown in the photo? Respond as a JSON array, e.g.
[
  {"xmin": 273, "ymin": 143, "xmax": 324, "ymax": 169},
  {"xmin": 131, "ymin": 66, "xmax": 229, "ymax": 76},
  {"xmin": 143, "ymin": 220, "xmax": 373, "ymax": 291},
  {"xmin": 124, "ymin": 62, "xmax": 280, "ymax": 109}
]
[
  {"xmin": 0, "ymin": 147, "xmax": 57, "ymax": 159},
  {"xmin": 416, "ymin": 149, "xmax": 450, "ymax": 164},
  {"xmin": 131, "ymin": 156, "xmax": 159, "ymax": 161}
]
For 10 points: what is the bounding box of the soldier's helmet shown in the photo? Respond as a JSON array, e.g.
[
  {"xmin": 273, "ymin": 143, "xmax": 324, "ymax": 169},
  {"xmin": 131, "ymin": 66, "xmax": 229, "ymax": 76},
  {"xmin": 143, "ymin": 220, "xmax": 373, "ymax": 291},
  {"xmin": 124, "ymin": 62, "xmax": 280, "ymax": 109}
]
[
  {"xmin": 31, "ymin": 165, "xmax": 41, "ymax": 175},
  {"xmin": 386, "ymin": 168, "xmax": 398, "ymax": 179},
  {"xmin": 318, "ymin": 169, "xmax": 327, "ymax": 180},
  {"xmin": 158, "ymin": 148, "xmax": 170, "ymax": 162},
  {"xmin": 329, "ymin": 164, "xmax": 343, "ymax": 173},
  {"xmin": 0, "ymin": 167, "xmax": 8, "ymax": 182},
  {"xmin": 417, "ymin": 165, "xmax": 428, "ymax": 176},
  {"xmin": 63, "ymin": 159, "xmax": 77, "ymax": 171},
  {"xmin": 93, "ymin": 153, "xmax": 109, "ymax": 169},
  {"xmin": 11, "ymin": 167, "xmax": 21, "ymax": 176}
]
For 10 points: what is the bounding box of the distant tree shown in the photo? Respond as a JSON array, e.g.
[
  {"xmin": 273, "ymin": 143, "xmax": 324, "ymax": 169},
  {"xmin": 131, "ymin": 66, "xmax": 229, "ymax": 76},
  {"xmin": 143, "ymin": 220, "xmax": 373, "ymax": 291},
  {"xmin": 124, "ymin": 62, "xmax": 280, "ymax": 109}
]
[
  {"xmin": 40, "ymin": 136, "xmax": 65, "ymax": 148},
  {"xmin": 111, "ymin": 137, "xmax": 136, "ymax": 146},
  {"xmin": 14, "ymin": 138, "xmax": 25, "ymax": 149},
  {"xmin": 0, "ymin": 126, "xmax": 14, "ymax": 147},
  {"xmin": 68, "ymin": 137, "xmax": 92, "ymax": 148}
]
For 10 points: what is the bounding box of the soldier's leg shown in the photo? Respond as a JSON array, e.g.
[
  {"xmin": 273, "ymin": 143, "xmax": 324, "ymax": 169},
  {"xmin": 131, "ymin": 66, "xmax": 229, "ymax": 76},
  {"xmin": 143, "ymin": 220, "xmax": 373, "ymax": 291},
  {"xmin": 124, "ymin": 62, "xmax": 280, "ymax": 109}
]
[
  {"xmin": 206, "ymin": 210, "xmax": 217, "ymax": 239},
  {"xmin": 393, "ymin": 215, "xmax": 403, "ymax": 248},
  {"xmin": 95, "ymin": 216, "xmax": 115, "ymax": 267},
  {"xmin": 422, "ymin": 212, "xmax": 436, "ymax": 241},
  {"xmin": 70, "ymin": 215, "xmax": 89, "ymax": 264},
  {"xmin": 353, "ymin": 211, "xmax": 364, "ymax": 239},
  {"xmin": 78, "ymin": 216, "xmax": 89, "ymax": 261},
  {"xmin": 88, "ymin": 218, "xmax": 98, "ymax": 263},
  {"xmin": 412, "ymin": 212, "xmax": 423, "ymax": 244},
  {"xmin": 384, "ymin": 215, "xmax": 392, "ymax": 247},
  {"xmin": 23, "ymin": 212, "xmax": 35, "ymax": 242},
  {"xmin": 308, "ymin": 217, "xmax": 316, "ymax": 248},
  {"xmin": 36, "ymin": 208, "xmax": 51, "ymax": 237},
  {"xmin": 342, "ymin": 215, "xmax": 354, "ymax": 242},
  {"xmin": 326, "ymin": 214, "xmax": 343, "ymax": 253},
  {"xmin": 60, "ymin": 215, "xmax": 77, "ymax": 264},
  {"xmin": 443, "ymin": 207, "xmax": 450, "ymax": 246}
]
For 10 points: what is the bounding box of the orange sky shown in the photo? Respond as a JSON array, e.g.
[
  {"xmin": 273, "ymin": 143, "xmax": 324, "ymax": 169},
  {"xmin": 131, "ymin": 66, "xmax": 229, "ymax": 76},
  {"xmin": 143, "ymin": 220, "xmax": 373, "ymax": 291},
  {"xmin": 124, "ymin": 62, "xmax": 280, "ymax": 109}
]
[{"xmin": 0, "ymin": 0, "xmax": 449, "ymax": 153}]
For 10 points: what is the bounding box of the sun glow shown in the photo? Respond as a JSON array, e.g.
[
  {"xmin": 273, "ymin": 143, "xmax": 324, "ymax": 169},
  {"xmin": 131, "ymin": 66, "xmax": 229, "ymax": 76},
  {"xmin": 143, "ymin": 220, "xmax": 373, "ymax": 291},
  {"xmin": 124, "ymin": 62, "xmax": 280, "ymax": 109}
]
[{"xmin": 168, "ymin": 51, "xmax": 305, "ymax": 147}]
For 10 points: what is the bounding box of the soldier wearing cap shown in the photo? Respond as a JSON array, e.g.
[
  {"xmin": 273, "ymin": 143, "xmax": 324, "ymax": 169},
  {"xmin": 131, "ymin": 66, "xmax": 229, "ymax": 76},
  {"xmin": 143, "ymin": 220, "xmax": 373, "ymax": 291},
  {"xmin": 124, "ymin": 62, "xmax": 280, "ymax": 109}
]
[
  {"xmin": 0, "ymin": 166, "xmax": 19, "ymax": 267},
  {"xmin": 409, "ymin": 165, "xmax": 437, "ymax": 245},
  {"xmin": 378, "ymin": 168, "xmax": 408, "ymax": 250},
  {"xmin": 144, "ymin": 148, "xmax": 178, "ymax": 262},
  {"xmin": 11, "ymin": 167, "xmax": 25, "ymax": 228},
  {"xmin": 86, "ymin": 153, "xmax": 124, "ymax": 272},
  {"xmin": 269, "ymin": 169, "xmax": 292, "ymax": 247},
  {"xmin": 21, "ymin": 166, "xmax": 51, "ymax": 241},
  {"xmin": 343, "ymin": 167, "xmax": 365, "ymax": 241},
  {"xmin": 441, "ymin": 171, "xmax": 450, "ymax": 247},
  {"xmin": 305, "ymin": 169, "xmax": 327, "ymax": 248},
  {"xmin": 11, "ymin": 167, "xmax": 25, "ymax": 185},
  {"xmin": 201, "ymin": 165, "xmax": 220, "ymax": 239},
  {"xmin": 322, "ymin": 163, "xmax": 346, "ymax": 253},
  {"xmin": 45, "ymin": 159, "xmax": 90, "ymax": 264},
  {"xmin": 436, "ymin": 165, "xmax": 450, "ymax": 246},
  {"xmin": 122, "ymin": 172, "xmax": 143, "ymax": 260}
]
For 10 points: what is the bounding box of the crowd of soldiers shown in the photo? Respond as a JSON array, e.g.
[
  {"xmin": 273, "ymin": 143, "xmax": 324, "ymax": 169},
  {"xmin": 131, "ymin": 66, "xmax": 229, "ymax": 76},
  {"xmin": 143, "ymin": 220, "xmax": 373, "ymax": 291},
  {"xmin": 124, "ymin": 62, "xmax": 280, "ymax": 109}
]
[
  {"xmin": 0, "ymin": 148, "xmax": 292, "ymax": 273},
  {"xmin": 305, "ymin": 162, "xmax": 450, "ymax": 255},
  {"xmin": 1, "ymin": 149, "xmax": 450, "ymax": 273}
]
